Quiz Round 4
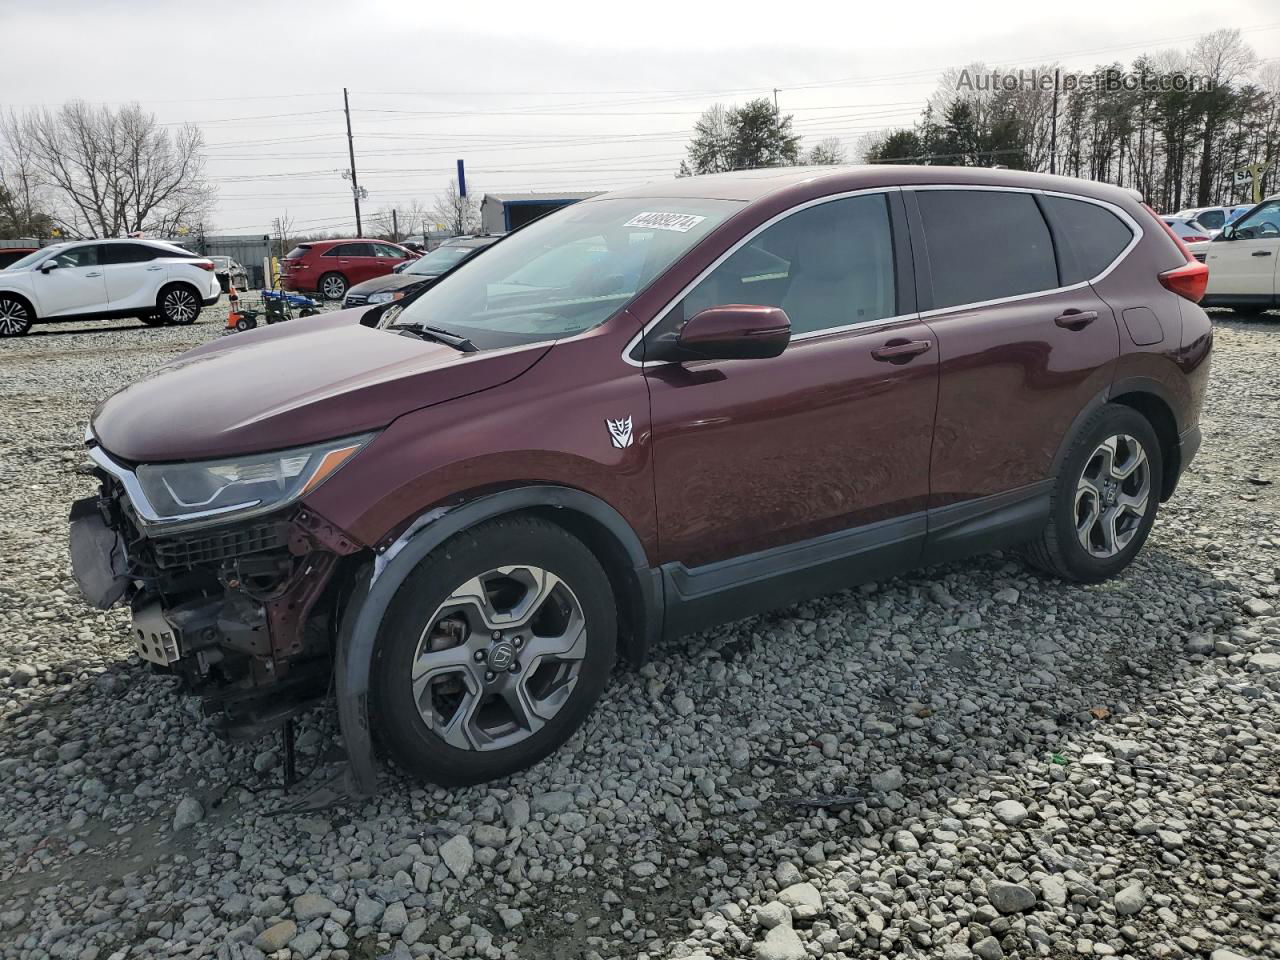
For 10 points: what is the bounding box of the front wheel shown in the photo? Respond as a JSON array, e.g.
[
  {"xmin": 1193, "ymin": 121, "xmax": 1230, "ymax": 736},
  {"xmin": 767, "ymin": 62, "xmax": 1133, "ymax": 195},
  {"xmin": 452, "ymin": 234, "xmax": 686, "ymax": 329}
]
[
  {"xmin": 1024, "ymin": 404, "xmax": 1162, "ymax": 583},
  {"xmin": 319, "ymin": 272, "xmax": 347, "ymax": 301},
  {"xmin": 372, "ymin": 515, "xmax": 616, "ymax": 786},
  {"xmin": 158, "ymin": 285, "xmax": 201, "ymax": 325},
  {"xmin": 0, "ymin": 295, "xmax": 33, "ymax": 336}
]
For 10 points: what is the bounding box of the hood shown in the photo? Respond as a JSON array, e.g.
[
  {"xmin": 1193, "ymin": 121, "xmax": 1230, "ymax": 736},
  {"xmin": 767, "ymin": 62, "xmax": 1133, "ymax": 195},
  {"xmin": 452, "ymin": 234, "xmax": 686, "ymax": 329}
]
[
  {"xmin": 346, "ymin": 272, "xmax": 432, "ymax": 297},
  {"xmin": 91, "ymin": 308, "xmax": 549, "ymax": 463}
]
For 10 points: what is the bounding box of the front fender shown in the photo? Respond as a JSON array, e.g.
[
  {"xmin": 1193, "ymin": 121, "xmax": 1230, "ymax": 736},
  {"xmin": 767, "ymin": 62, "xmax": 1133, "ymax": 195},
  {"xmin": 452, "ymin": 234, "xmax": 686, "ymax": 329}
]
[{"xmin": 335, "ymin": 484, "xmax": 661, "ymax": 795}]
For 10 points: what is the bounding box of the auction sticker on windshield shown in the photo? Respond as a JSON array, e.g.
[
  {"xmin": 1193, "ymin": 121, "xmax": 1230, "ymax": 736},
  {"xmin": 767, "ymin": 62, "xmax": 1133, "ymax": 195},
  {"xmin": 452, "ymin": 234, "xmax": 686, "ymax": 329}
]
[{"xmin": 623, "ymin": 212, "xmax": 707, "ymax": 232}]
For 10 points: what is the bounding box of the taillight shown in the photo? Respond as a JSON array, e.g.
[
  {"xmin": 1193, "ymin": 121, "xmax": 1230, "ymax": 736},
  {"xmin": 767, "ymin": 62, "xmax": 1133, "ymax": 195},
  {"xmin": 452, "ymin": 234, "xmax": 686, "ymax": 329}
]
[
  {"xmin": 1143, "ymin": 203, "xmax": 1209, "ymax": 303},
  {"xmin": 1159, "ymin": 261, "xmax": 1209, "ymax": 302},
  {"xmin": 193, "ymin": 260, "xmax": 216, "ymax": 272},
  {"xmin": 1184, "ymin": 234, "xmax": 1208, "ymax": 243}
]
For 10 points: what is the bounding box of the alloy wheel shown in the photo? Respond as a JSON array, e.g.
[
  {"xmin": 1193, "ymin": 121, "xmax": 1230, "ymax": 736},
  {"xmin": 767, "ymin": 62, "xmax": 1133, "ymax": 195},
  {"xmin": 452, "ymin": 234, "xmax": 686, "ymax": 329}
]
[
  {"xmin": 1074, "ymin": 434, "xmax": 1151, "ymax": 558},
  {"xmin": 410, "ymin": 565, "xmax": 588, "ymax": 752},
  {"xmin": 322, "ymin": 275, "xmax": 346, "ymax": 299},
  {"xmin": 0, "ymin": 298, "xmax": 31, "ymax": 336},
  {"xmin": 163, "ymin": 288, "xmax": 198, "ymax": 324}
]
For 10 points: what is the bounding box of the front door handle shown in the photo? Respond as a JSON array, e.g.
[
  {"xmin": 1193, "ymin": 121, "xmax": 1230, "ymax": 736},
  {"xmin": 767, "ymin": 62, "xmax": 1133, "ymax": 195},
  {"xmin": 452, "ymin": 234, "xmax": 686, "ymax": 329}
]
[
  {"xmin": 1054, "ymin": 309, "xmax": 1098, "ymax": 330},
  {"xmin": 145, "ymin": 265, "xmax": 163, "ymax": 271},
  {"xmin": 84, "ymin": 271, "xmax": 102, "ymax": 278},
  {"xmin": 1253, "ymin": 250, "xmax": 1273, "ymax": 257},
  {"xmin": 871, "ymin": 338, "xmax": 932, "ymax": 363}
]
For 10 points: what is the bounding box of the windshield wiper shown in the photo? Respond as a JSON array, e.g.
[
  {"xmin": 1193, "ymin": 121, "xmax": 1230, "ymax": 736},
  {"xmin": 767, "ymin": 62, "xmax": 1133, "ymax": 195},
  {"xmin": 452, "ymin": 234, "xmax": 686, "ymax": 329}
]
[{"xmin": 392, "ymin": 322, "xmax": 478, "ymax": 353}]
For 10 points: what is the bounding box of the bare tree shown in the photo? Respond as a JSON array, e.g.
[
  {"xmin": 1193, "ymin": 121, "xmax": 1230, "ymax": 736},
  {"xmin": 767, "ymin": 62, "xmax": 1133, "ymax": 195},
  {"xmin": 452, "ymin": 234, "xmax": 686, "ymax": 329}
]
[
  {"xmin": 1192, "ymin": 29, "xmax": 1257, "ymax": 204},
  {"xmin": 806, "ymin": 137, "xmax": 847, "ymax": 165},
  {"xmin": 4, "ymin": 101, "xmax": 214, "ymax": 239},
  {"xmin": 431, "ymin": 178, "xmax": 479, "ymax": 236},
  {"xmin": 0, "ymin": 111, "xmax": 51, "ymax": 238}
]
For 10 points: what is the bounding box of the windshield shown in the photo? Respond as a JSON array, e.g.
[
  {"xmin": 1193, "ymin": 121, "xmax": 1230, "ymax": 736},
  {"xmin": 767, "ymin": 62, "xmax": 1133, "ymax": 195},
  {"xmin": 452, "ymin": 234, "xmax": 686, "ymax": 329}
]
[
  {"xmin": 5, "ymin": 245, "xmax": 64, "ymax": 271},
  {"xmin": 404, "ymin": 244, "xmax": 479, "ymax": 276},
  {"xmin": 392, "ymin": 197, "xmax": 740, "ymax": 349},
  {"xmin": 210, "ymin": 257, "xmax": 231, "ymax": 267}
]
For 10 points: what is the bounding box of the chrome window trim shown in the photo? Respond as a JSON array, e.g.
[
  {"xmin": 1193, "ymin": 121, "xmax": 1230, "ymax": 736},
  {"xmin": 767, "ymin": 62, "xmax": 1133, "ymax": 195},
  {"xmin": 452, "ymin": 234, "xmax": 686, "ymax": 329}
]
[{"xmin": 622, "ymin": 183, "xmax": 1143, "ymax": 366}]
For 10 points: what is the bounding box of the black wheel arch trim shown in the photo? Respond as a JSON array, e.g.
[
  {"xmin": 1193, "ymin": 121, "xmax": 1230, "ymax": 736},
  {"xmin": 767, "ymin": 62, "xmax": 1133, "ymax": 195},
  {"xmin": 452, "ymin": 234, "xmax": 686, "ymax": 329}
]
[{"xmin": 334, "ymin": 484, "xmax": 661, "ymax": 795}]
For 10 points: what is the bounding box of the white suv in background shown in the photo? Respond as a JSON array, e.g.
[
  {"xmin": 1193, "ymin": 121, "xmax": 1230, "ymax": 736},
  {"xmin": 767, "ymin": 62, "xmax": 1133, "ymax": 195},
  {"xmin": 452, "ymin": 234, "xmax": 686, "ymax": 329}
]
[
  {"xmin": 1190, "ymin": 195, "xmax": 1280, "ymax": 315},
  {"xmin": 0, "ymin": 238, "xmax": 222, "ymax": 337}
]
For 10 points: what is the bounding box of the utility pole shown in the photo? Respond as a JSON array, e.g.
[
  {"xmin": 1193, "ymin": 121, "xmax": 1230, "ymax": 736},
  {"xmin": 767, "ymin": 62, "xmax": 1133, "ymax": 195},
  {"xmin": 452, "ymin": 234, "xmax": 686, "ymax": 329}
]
[
  {"xmin": 1049, "ymin": 69, "xmax": 1060, "ymax": 176},
  {"xmin": 343, "ymin": 87, "xmax": 363, "ymax": 236},
  {"xmin": 391, "ymin": 208, "xmax": 399, "ymax": 243}
]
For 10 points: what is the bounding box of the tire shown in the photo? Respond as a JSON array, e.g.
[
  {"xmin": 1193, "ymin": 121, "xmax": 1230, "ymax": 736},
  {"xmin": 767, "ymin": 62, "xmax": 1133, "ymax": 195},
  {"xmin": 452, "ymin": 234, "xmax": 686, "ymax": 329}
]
[
  {"xmin": 0, "ymin": 294, "xmax": 34, "ymax": 337},
  {"xmin": 1024, "ymin": 403, "xmax": 1163, "ymax": 583},
  {"xmin": 158, "ymin": 284, "xmax": 201, "ymax": 325},
  {"xmin": 372, "ymin": 515, "xmax": 617, "ymax": 786},
  {"xmin": 1234, "ymin": 304, "xmax": 1270, "ymax": 317},
  {"xmin": 319, "ymin": 272, "xmax": 348, "ymax": 301}
]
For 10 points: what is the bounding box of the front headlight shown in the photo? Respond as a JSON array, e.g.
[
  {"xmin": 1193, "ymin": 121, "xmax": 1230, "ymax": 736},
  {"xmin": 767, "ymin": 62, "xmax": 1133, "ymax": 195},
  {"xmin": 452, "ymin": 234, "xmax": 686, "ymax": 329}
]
[
  {"xmin": 367, "ymin": 290, "xmax": 396, "ymax": 304},
  {"xmin": 134, "ymin": 434, "xmax": 372, "ymax": 527}
]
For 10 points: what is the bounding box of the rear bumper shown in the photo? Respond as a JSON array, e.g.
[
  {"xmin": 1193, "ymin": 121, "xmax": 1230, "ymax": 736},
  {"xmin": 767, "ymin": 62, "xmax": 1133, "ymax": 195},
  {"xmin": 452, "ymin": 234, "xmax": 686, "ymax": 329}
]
[{"xmin": 1164, "ymin": 424, "xmax": 1202, "ymax": 499}]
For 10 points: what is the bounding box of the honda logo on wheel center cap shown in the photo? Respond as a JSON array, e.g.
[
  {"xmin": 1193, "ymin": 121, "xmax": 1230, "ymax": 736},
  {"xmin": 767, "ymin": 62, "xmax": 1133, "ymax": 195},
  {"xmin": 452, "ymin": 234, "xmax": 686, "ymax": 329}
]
[{"xmin": 487, "ymin": 641, "xmax": 516, "ymax": 672}]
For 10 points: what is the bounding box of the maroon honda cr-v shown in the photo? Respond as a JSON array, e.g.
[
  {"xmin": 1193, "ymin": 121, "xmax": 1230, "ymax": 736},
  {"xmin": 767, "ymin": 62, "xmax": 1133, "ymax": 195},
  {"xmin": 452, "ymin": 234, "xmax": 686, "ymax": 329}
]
[{"xmin": 71, "ymin": 166, "xmax": 1212, "ymax": 794}]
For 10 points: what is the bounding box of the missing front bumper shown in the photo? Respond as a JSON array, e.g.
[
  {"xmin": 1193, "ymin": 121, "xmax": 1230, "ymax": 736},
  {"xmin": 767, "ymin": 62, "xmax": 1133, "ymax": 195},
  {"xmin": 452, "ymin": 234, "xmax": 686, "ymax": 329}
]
[{"xmin": 132, "ymin": 602, "xmax": 182, "ymax": 666}]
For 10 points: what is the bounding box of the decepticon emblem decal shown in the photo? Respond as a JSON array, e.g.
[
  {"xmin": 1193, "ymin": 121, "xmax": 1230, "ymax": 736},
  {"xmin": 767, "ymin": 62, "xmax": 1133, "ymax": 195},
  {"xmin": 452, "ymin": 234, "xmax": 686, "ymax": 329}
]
[{"xmin": 606, "ymin": 416, "xmax": 633, "ymax": 449}]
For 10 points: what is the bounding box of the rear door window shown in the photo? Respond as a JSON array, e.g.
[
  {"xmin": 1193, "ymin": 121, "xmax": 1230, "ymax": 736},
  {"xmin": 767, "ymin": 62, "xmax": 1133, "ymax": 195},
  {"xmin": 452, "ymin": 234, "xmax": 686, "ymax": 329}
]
[
  {"xmin": 1039, "ymin": 195, "xmax": 1135, "ymax": 284},
  {"xmin": 102, "ymin": 243, "xmax": 161, "ymax": 264},
  {"xmin": 324, "ymin": 243, "xmax": 366, "ymax": 258},
  {"xmin": 1196, "ymin": 209, "xmax": 1225, "ymax": 230},
  {"xmin": 916, "ymin": 190, "xmax": 1057, "ymax": 309}
]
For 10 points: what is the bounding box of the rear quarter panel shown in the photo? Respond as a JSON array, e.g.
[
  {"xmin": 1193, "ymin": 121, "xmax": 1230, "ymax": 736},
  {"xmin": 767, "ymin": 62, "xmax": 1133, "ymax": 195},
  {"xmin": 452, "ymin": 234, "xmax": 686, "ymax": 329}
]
[{"xmin": 1091, "ymin": 204, "xmax": 1212, "ymax": 433}]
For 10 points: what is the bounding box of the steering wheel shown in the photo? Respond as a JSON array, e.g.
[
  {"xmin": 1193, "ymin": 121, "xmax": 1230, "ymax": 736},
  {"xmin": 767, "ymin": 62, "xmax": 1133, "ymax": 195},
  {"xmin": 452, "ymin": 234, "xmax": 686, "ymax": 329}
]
[{"xmin": 1259, "ymin": 221, "xmax": 1280, "ymax": 239}]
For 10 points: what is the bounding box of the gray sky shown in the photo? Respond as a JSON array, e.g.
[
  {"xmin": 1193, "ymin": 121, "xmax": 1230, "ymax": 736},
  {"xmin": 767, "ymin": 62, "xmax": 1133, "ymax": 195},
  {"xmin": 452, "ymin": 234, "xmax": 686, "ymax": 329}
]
[{"xmin": 4, "ymin": 0, "xmax": 1279, "ymax": 236}]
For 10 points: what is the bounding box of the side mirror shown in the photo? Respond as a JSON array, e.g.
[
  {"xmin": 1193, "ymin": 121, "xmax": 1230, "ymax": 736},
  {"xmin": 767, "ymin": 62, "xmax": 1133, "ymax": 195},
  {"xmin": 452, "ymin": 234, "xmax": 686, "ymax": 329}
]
[
  {"xmin": 39, "ymin": 260, "xmax": 58, "ymax": 273},
  {"xmin": 648, "ymin": 305, "xmax": 791, "ymax": 362},
  {"xmin": 1220, "ymin": 224, "xmax": 1236, "ymax": 241}
]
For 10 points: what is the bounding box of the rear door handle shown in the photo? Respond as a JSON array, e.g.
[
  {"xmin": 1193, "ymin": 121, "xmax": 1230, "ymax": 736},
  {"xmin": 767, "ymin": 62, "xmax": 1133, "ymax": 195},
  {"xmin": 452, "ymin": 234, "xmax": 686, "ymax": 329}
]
[
  {"xmin": 871, "ymin": 338, "xmax": 932, "ymax": 363},
  {"xmin": 84, "ymin": 272, "xmax": 102, "ymax": 278},
  {"xmin": 1054, "ymin": 309, "xmax": 1098, "ymax": 330},
  {"xmin": 1253, "ymin": 250, "xmax": 1273, "ymax": 257},
  {"xmin": 145, "ymin": 265, "xmax": 163, "ymax": 271}
]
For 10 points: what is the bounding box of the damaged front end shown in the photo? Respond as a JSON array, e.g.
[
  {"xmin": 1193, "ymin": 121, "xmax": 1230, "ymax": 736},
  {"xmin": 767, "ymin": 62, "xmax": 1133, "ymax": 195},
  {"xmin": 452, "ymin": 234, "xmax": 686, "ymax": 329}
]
[{"xmin": 70, "ymin": 433, "xmax": 367, "ymax": 742}]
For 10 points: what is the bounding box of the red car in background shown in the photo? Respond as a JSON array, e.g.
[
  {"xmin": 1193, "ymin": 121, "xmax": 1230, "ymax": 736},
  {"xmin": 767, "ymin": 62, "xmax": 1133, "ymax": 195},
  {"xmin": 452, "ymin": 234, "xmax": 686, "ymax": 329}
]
[{"xmin": 280, "ymin": 239, "xmax": 418, "ymax": 301}]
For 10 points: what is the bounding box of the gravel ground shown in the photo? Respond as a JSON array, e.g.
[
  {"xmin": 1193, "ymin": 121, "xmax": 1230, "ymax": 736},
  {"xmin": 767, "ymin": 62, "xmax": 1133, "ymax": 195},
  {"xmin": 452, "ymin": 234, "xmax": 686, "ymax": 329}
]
[{"xmin": 1, "ymin": 304, "xmax": 1278, "ymax": 960}]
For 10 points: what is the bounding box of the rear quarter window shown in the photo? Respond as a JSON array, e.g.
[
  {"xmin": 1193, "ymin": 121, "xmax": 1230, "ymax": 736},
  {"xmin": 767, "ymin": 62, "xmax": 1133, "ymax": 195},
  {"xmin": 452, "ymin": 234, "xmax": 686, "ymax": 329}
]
[
  {"xmin": 916, "ymin": 190, "xmax": 1057, "ymax": 309},
  {"xmin": 1039, "ymin": 195, "xmax": 1135, "ymax": 284}
]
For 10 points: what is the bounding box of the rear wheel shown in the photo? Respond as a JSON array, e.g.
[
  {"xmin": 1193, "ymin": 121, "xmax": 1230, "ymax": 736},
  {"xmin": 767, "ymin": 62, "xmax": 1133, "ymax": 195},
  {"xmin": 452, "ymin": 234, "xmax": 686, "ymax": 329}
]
[
  {"xmin": 1024, "ymin": 404, "xmax": 1162, "ymax": 583},
  {"xmin": 158, "ymin": 285, "xmax": 201, "ymax": 325},
  {"xmin": 372, "ymin": 515, "xmax": 616, "ymax": 786},
  {"xmin": 0, "ymin": 295, "xmax": 33, "ymax": 337},
  {"xmin": 319, "ymin": 272, "xmax": 347, "ymax": 301}
]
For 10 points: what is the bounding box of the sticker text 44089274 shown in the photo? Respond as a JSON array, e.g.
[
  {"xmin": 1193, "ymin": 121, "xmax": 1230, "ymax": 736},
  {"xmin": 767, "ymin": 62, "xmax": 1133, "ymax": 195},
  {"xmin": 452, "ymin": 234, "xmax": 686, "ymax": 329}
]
[{"xmin": 623, "ymin": 212, "xmax": 708, "ymax": 233}]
